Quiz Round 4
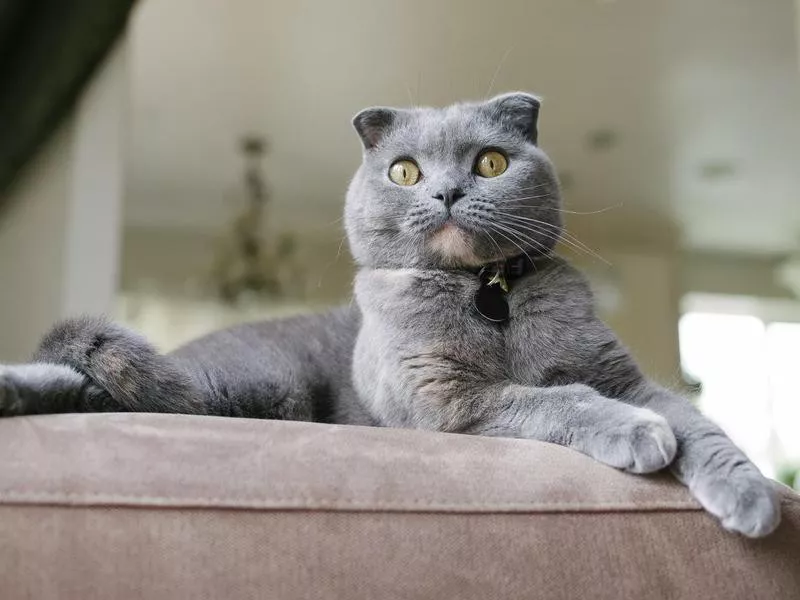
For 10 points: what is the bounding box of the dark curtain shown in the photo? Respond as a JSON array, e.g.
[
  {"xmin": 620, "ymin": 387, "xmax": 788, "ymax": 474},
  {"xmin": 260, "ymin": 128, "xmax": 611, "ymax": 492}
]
[{"xmin": 0, "ymin": 0, "xmax": 137, "ymax": 198}]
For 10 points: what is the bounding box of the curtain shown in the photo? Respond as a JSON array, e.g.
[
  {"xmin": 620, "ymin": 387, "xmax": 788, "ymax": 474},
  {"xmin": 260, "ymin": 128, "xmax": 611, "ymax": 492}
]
[{"xmin": 0, "ymin": 0, "xmax": 137, "ymax": 197}]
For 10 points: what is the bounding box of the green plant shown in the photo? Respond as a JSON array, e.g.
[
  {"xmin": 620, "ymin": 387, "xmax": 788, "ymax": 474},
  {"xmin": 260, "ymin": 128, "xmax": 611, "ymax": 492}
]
[{"xmin": 776, "ymin": 464, "xmax": 799, "ymax": 490}]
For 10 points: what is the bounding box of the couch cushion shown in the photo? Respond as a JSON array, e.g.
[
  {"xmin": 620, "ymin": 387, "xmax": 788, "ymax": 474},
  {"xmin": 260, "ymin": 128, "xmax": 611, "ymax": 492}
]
[{"xmin": 0, "ymin": 413, "xmax": 798, "ymax": 599}]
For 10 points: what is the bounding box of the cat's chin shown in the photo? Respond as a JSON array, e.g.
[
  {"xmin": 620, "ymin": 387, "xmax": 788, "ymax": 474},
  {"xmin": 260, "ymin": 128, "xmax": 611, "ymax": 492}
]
[{"xmin": 428, "ymin": 223, "xmax": 485, "ymax": 267}]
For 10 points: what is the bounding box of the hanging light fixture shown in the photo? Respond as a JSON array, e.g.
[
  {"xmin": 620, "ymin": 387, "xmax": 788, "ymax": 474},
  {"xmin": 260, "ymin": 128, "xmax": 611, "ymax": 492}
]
[{"xmin": 209, "ymin": 134, "xmax": 295, "ymax": 304}]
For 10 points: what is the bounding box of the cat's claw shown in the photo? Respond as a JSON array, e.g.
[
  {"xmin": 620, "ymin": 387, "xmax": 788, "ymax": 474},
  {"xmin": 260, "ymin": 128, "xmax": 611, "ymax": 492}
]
[
  {"xmin": 588, "ymin": 408, "xmax": 677, "ymax": 474},
  {"xmin": 692, "ymin": 470, "xmax": 781, "ymax": 538}
]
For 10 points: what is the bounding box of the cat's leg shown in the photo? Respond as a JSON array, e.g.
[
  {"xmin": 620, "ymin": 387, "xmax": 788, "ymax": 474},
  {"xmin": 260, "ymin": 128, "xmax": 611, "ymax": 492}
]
[
  {"xmin": 571, "ymin": 324, "xmax": 780, "ymax": 537},
  {"xmin": 0, "ymin": 316, "xmax": 207, "ymax": 417},
  {"xmin": 622, "ymin": 382, "xmax": 780, "ymax": 538},
  {"xmin": 1, "ymin": 316, "xmax": 320, "ymax": 420},
  {"xmin": 460, "ymin": 383, "xmax": 677, "ymax": 475},
  {"xmin": 0, "ymin": 363, "xmax": 122, "ymax": 415}
]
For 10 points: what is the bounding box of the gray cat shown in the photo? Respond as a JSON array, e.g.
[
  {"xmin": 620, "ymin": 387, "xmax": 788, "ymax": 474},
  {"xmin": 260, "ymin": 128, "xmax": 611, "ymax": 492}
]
[{"xmin": 0, "ymin": 93, "xmax": 780, "ymax": 538}]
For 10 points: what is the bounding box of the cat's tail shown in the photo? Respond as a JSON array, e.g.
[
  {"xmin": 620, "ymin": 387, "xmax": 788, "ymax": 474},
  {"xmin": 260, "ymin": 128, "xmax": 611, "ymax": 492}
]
[{"xmin": 0, "ymin": 316, "xmax": 206, "ymax": 417}]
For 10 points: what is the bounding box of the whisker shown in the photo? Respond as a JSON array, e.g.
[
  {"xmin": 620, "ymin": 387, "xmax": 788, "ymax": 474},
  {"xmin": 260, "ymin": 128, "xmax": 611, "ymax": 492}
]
[
  {"xmin": 548, "ymin": 204, "xmax": 622, "ymax": 215},
  {"xmin": 485, "ymin": 46, "xmax": 514, "ymax": 99},
  {"xmin": 504, "ymin": 216, "xmax": 607, "ymax": 261},
  {"xmin": 496, "ymin": 219, "xmax": 611, "ymax": 265},
  {"xmin": 482, "ymin": 228, "xmax": 506, "ymax": 262},
  {"xmin": 495, "ymin": 204, "xmax": 622, "ymax": 215},
  {"xmin": 493, "ymin": 214, "xmax": 597, "ymax": 257},
  {"xmin": 406, "ymin": 84, "xmax": 415, "ymax": 107},
  {"xmin": 330, "ymin": 211, "xmax": 413, "ymax": 224},
  {"xmin": 493, "ymin": 215, "xmax": 610, "ymax": 265},
  {"xmin": 493, "ymin": 223, "xmax": 567, "ymax": 264},
  {"xmin": 336, "ymin": 235, "xmax": 347, "ymax": 259},
  {"xmin": 487, "ymin": 224, "xmax": 537, "ymax": 266},
  {"xmin": 489, "ymin": 220, "xmax": 563, "ymax": 261},
  {"xmin": 506, "ymin": 183, "xmax": 553, "ymax": 194},
  {"xmin": 494, "ymin": 210, "xmax": 600, "ymax": 246},
  {"xmin": 492, "ymin": 193, "xmax": 554, "ymax": 205}
]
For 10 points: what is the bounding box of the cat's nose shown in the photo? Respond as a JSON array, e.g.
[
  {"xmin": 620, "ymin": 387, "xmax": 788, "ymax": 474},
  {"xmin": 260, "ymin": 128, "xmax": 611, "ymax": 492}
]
[{"xmin": 432, "ymin": 188, "xmax": 465, "ymax": 207}]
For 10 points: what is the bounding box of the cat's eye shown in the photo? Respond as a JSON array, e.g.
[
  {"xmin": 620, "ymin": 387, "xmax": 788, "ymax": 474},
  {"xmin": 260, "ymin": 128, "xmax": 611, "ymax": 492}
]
[
  {"xmin": 388, "ymin": 159, "xmax": 421, "ymax": 186},
  {"xmin": 475, "ymin": 150, "xmax": 508, "ymax": 178}
]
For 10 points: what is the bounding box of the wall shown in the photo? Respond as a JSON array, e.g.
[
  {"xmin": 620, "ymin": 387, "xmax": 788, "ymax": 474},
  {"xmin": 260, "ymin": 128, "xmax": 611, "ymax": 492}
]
[
  {"xmin": 120, "ymin": 227, "xmax": 354, "ymax": 303},
  {"xmin": 0, "ymin": 42, "xmax": 127, "ymax": 362},
  {"xmin": 681, "ymin": 252, "xmax": 795, "ymax": 300},
  {"xmin": 0, "ymin": 125, "xmax": 74, "ymax": 361},
  {"xmin": 116, "ymin": 226, "xmax": 355, "ymax": 351}
]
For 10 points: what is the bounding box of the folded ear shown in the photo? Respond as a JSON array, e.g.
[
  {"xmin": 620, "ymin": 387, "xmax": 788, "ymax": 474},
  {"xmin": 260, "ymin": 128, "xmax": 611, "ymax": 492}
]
[
  {"xmin": 352, "ymin": 107, "xmax": 398, "ymax": 150},
  {"xmin": 485, "ymin": 92, "xmax": 541, "ymax": 144}
]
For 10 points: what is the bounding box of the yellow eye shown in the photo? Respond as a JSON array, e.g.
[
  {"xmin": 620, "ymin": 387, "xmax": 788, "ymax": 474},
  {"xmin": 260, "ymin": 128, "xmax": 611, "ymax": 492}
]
[
  {"xmin": 475, "ymin": 150, "xmax": 508, "ymax": 178},
  {"xmin": 388, "ymin": 159, "xmax": 421, "ymax": 186}
]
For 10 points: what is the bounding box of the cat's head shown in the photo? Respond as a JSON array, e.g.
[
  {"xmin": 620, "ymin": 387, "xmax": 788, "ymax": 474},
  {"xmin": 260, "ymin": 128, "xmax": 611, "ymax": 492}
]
[{"xmin": 345, "ymin": 92, "xmax": 562, "ymax": 269}]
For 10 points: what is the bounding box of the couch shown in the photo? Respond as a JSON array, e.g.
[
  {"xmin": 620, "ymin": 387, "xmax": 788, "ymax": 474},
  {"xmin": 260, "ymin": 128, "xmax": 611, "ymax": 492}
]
[{"xmin": 1, "ymin": 413, "xmax": 798, "ymax": 599}]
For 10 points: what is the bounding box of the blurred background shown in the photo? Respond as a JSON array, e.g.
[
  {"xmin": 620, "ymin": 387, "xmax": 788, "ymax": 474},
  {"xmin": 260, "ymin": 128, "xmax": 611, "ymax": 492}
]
[{"xmin": 0, "ymin": 0, "xmax": 798, "ymax": 485}]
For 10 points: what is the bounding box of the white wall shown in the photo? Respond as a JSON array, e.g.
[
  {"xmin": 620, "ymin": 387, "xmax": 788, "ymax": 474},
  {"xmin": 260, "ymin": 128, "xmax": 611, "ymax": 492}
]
[
  {"xmin": 0, "ymin": 42, "xmax": 127, "ymax": 362},
  {"xmin": 0, "ymin": 124, "xmax": 74, "ymax": 361}
]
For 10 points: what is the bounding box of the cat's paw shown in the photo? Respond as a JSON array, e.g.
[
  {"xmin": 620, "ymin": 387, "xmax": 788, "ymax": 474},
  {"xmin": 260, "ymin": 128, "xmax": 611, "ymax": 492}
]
[
  {"xmin": 691, "ymin": 468, "xmax": 781, "ymax": 538},
  {"xmin": 588, "ymin": 408, "xmax": 677, "ymax": 474}
]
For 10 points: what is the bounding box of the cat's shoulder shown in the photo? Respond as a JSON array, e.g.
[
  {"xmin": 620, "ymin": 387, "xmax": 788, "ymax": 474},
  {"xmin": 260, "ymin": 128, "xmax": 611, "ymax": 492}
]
[
  {"xmin": 525, "ymin": 256, "xmax": 592, "ymax": 290},
  {"xmin": 512, "ymin": 257, "xmax": 595, "ymax": 315}
]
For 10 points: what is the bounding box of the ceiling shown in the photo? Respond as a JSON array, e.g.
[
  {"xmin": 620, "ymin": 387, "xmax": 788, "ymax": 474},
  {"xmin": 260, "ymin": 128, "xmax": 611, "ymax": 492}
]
[{"xmin": 125, "ymin": 0, "xmax": 800, "ymax": 255}]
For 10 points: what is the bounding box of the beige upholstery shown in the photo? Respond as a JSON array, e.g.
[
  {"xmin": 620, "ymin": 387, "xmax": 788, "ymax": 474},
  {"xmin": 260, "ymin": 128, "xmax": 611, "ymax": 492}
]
[{"xmin": 1, "ymin": 414, "xmax": 798, "ymax": 599}]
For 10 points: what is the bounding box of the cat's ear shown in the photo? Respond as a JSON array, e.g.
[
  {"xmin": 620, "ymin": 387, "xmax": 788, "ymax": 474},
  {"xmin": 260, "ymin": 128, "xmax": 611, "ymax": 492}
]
[
  {"xmin": 352, "ymin": 107, "xmax": 398, "ymax": 150},
  {"xmin": 485, "ymin": 92, "xmax": 541, "ymax": 144}
]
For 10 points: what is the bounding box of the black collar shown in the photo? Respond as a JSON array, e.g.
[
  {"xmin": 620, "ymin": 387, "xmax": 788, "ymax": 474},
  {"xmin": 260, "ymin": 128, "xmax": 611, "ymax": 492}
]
[
  {"xmin": 465, "ymin": 254, "xmax": 538, "ymax": 284},
  {"xmin": 467, "ymin": 254, "xmax": 540, "ymax": 324}
]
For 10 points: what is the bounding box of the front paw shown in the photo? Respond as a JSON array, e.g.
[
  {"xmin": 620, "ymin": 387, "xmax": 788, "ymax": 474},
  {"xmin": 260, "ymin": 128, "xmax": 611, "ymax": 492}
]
[
  {"xmin": 584, "ymin": 408, "xmax": 677, "ymax": 474},
  {"xmin": 692, "ymin": 467, "xmax": 781, "ymax": 538}
]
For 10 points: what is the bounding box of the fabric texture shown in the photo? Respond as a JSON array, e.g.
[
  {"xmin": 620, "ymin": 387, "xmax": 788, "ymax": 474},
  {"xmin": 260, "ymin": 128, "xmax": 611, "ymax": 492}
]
[{"xmin": 0, "ymin": 413, "xmax": 798, "ymax": 599}]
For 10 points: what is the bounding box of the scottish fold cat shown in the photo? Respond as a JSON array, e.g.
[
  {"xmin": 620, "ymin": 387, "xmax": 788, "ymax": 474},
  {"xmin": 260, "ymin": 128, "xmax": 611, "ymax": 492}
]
[{"xmin": 0, "ymin": 93, "xmax": 780, "ymax": 537}]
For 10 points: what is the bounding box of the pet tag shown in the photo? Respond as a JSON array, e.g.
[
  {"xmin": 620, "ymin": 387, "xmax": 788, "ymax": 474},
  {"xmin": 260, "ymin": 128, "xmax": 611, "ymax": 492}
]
[{"xmin": 473, "ymin": 269, "xmax": 509, "ymax": 323}]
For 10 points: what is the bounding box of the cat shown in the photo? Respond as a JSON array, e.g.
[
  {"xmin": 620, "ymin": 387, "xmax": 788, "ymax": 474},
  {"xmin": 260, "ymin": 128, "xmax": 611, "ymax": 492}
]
[{"xmin": 0, "ymin": 92, "xmax": 780, "ymax": 538}]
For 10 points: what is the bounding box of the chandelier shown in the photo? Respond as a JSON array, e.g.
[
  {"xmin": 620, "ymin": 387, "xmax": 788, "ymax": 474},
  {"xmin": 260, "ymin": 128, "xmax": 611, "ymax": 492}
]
[{"xmin": 210, "ymin": 135, "xmax": 297, "ymax": 304}]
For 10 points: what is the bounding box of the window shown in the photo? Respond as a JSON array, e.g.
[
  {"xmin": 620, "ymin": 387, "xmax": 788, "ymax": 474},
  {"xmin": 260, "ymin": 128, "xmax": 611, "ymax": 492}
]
[{"xmin": 680, "ymin": 295, "xmax": 800, "ymax": 486}]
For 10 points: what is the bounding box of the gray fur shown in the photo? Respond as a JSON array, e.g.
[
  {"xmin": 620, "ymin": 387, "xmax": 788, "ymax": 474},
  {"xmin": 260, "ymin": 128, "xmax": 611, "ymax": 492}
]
[{"xmin": 0, "ymin": 93, "xmax": 780, "ymax": 538}]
